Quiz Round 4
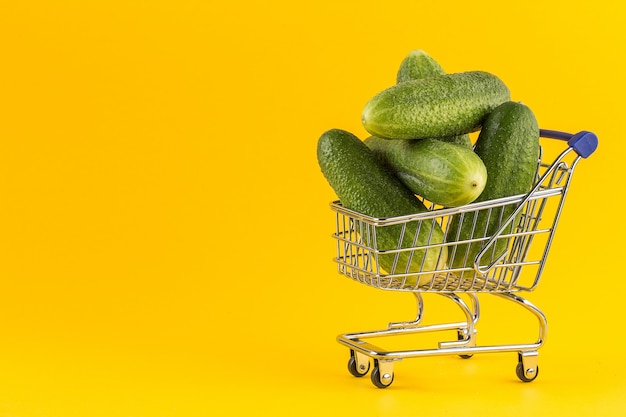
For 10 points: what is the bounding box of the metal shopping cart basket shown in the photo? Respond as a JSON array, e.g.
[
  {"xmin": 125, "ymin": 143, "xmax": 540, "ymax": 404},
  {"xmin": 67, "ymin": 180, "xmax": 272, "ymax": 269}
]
[{"xmin": 330, "ymin": 130, "xmax": 597, "ymax": 388}]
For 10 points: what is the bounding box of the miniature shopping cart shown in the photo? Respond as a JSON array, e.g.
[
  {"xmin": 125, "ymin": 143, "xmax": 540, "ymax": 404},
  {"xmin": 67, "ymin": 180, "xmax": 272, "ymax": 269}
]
[{"xmin": 330, "ymin": 130, "xmax": 597, "ymax": 388}]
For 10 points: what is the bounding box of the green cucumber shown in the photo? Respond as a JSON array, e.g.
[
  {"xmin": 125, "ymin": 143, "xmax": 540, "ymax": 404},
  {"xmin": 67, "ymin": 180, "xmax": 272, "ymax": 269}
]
[
  {"xmin": 446, "ymin": 101, "xmax": 540, "ymax": 271},
  {"xmin": 317, "ymin": 129, "xmax": 447, "ymax": 282},
  {"xmin": 396, "ymin": 50, "xmax": 445, "ymax": 83},
  {"xmin": 364, "ymin": 136, "xmax": 487, "ymax": 207},
  {"xmin": 435, "ymin": 134, "xmax": 473, "ymax": 148},
  {"xmin": 362, "ymin": 71, "xmax": 510, "ymax": 140},
  {"xmin": 395, "ymin": 50, "xmax": 472, "ymax": 147}
]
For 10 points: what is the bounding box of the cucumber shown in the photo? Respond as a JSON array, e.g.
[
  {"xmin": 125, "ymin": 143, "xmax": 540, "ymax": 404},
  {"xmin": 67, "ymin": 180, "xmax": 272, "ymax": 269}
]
[
  {"xmin": 317, "ymin": 129, "xmax": 447, "ymax": 282},
  {"xmin": 364, "ymin": 136, "xmax": 487, "ymax": 207},
  {"xmin": 362, "ymin": 71, "xmax": 510, "ymax": 140},
  {"xmin": 396, "ymin": 50, "xmax": 445, "ymax": 83},
  {"xmin": 446, "ymin": 101, "xmax": 540, "ymax": 271},
  {"xmin": 395, "ymin": 50, "xmax": 472, "ymax": 148},
  {"xmin": 434, "ymin": 134, "xmax": 473, "ymax": 148}
]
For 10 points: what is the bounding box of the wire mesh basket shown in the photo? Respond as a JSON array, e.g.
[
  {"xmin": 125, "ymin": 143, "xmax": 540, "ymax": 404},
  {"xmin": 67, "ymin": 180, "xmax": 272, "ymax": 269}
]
[{"xmin": 332, "ymin": 130, "xmax": 596, "ymax": 293}]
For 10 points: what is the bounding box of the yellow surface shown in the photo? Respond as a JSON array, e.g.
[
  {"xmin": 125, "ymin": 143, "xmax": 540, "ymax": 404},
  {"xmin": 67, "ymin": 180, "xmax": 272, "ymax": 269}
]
[{"xmin": 0, "ymin": 1, "xmax": 623, "ymax": 416}]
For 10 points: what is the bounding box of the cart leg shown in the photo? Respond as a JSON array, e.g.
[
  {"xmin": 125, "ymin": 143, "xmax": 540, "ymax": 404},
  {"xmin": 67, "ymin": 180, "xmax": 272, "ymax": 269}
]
[
  {"xmin": 438, "ymin": 293, "xmax": 479, "ymax": 350},
  {"xmin": 388, "ymin": 292, "xmax": 424, "ymax": 329},
  {"xmin": 492, "ymin": 293, "xmax": 545, "ymax": 382},
  {"xmin": 493, "ymin": 292, "xmax": 548, "ymax": 347},
  {"xmin": 459, "ymin": 293, "xmax": 479, "ymax": 358}
]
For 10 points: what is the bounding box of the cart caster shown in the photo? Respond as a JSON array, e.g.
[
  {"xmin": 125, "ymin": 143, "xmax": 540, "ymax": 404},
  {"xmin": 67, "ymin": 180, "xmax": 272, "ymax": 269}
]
[
  {"xmin": 371, "ymin": 359, "xmax": 394, "ymax": 389},
  {"xmin": 457, "ymin": 329, "xmax": 474, "ymax": 359},
  {"xmin": 516, "ymin": 352, "xmax": 539, "ymax": 382},
  {"xmin": 347, "ymin": 350, "xmax": 370, "ymax": 377}
]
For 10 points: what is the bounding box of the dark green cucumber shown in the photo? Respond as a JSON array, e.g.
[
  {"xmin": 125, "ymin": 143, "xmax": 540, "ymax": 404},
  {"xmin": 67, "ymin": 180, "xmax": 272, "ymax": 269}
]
[
  {"xmin": 446, "ymin": 101, "xmax": 540, "ymax": 271},
  {"xmin": 317, "ymin": 129, "xmax": 447, "ymax": 280},
  {"xmin": 362, "ymin": 71, "xmax": 510, "ymax": 140},
  {"xmin": 364, "ymin": 136, "xmax": 487, "ymax": 207},
  {"xmin": 396, "ymin": 50, "xmax": 472, "ymax": 148}
]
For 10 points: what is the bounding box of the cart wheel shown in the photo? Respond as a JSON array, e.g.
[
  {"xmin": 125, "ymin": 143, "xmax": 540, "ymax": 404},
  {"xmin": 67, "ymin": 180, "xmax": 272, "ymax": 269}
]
[
  {"xmin": 371, "ymin": 360, "xmax": 394, "ymax": 389},
  {"xmin": 516, "ymin": 362, "xmax": 539, "ymax": 382},
  {"xmin": 457, "ymin": 330, "xmax": 474, "ymax": 359},
  {"xmin": 347, "ymin": 350, "xmax": 370, "ymax": 377}
]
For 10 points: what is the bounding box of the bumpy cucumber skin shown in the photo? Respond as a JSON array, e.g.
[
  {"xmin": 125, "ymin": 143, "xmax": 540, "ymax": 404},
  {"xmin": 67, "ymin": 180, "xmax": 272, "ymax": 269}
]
[
  {"xmin": 395, "ymin": 50, "xmax": 472, "ymax": 147},
  {"xmin": 362, "ymin": 71, "xmax": 510, "ymax": 140},
  {"xmin": 447, "ymin": 101, "xmax": 540, "ymax": 271},
  {"xmin": 317, "ymin": 129, "xmax": 447, "ymax": 281},
  {"xmin": 396, "ymin": 50, "xmax": 445, "ymax": 83},
  {"xmin": 364, "ymin": 136, "xmax": 487, "ymax": 207},
  {"xmin": 473, "ymin": 102, "xmax": 539, "ymax": 199},
  {"xmin": 436, "ymin": 134, "xmax": 473, "ymax": 148}
]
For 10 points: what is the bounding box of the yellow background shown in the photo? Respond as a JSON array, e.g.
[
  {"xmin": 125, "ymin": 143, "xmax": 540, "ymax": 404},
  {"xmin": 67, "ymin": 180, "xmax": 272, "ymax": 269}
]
[{"xmin": 0, "ymin": 1, "xmax": 623, "ymax": 416}]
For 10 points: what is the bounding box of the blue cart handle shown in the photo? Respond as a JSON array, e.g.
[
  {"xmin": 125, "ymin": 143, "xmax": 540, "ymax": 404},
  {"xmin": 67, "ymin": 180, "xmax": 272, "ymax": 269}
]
[{"xmin": 540, "ymin": 129, "xmax": 598, "ymax": 158}]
